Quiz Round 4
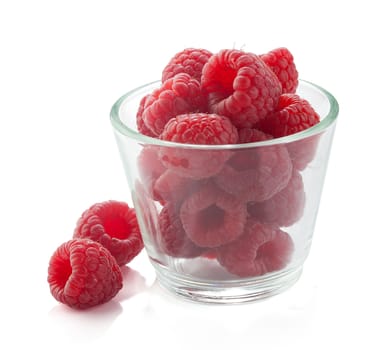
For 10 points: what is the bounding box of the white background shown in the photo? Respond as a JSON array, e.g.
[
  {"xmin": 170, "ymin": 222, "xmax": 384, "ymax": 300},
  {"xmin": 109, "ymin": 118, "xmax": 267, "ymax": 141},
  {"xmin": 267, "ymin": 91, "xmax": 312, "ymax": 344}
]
[{"xmin": 1, "ymin": 0, "xmax": 384, "ymax": 349}]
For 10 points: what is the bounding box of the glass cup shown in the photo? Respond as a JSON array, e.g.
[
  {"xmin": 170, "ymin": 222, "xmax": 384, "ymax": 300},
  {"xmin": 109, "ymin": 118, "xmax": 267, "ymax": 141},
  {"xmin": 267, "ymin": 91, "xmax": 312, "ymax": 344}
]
[{"xmin": 110, "ymin": 80, "xmax": 338, "ymax": 304}]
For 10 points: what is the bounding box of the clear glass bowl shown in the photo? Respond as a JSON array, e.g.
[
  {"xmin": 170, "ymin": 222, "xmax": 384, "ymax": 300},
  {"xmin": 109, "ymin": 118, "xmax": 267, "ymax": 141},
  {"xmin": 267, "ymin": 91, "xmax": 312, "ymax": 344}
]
[{"xmin": 110, "ymin": 80, "xmax": 338, "ymax": 304}]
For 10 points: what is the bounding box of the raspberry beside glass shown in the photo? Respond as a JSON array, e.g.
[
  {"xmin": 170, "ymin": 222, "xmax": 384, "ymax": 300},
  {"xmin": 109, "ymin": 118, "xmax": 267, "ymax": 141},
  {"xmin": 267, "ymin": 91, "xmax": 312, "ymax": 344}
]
[
  {"xmin": 110, "ymin": 47, "xmax": 338, "ymax": 303},
  {"xmin": 47, "ymin": 200, "xmax": 143, "ymax": 309}
]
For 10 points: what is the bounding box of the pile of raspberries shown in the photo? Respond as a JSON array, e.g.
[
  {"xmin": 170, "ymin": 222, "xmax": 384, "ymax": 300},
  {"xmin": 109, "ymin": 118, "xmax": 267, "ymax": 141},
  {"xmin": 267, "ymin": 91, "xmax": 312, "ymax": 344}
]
[{"xmin": 136, "ymin": 48, "xmax": 320, "ymax": 278}]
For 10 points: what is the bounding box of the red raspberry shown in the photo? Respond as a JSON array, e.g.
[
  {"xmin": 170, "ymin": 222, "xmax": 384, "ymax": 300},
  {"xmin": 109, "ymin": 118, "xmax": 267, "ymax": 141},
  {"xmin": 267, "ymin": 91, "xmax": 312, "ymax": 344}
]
[
  {"xmin": 238, "ymin": 127, "xmax": 273, "ymax": 143},
  {"xmin": 73, "ymin": 201, "xmax": 143, "ymax": 266},
  {"xmin": 287, "ymin": 134, "xmax": 321, "ymax": 170},
  {"xmin": 260, "ymin": 47, "xmax": 299, "ymax": 93},
  {"xmin": 158, "ymin": 203, "xmax": 204, "ymax": 258},
  {"xmin": 48, "ymin": 239, "xmax": 123, "ymax": 309},
  {"xmin": 160, "ymin": 112, "xmax": 239, "ymax": 145},
  {"xmin": 216, "ymin": 219, "xmax": 294, "ymax": 277},
  {"xmin": 258, "ymin": 94, "xmax": 320, "ymax": 138},
  {"xmin": 136, "ymin": 95, "xmax": 157, "ymax": 137},
  {"xmin": 137, "ymin": 146, "xmax": 166, "ymax": 201},
  {"xmin": 258, "ymin": 94, "xmax": 321, "ymax": 169},
  {"xmin": 162, "ymin": 48, "xmax": 213, "ymax": 82},
  {"xmin": 248, "ymin": 170, "xmax": 305, "ymax": 227},
  {"xmin": 134, "ymin": 180, "xmax": 160, "ymax": 243},
  {"xmin": 153, "ymin": 170, "xmax": 205, "ymax": 206},
  {"xmin": 179, "ymin": 182, "xmax": 247, "ymax": 248},
  {"xmin": 142, "ymin": 73, "xmax": 206, "ymax": 136},
  {"xmin": 159, "ymin": 113, "xmax": 238, "ymax": 179},
  {"xmin": 214, "ymin": 131, "xmax": 293, "ymax": 202},
  {"xmin": 201, "ymin": 49, "xmax": 282, "ymax": 128}
]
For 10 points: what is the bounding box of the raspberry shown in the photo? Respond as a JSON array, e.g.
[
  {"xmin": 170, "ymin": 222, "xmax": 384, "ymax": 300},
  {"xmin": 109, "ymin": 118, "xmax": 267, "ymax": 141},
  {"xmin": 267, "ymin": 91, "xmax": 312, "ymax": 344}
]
[
  {"xmin": 160, "ymin": 112, "xmax": 239, "ymax": 144},
  {"xmin": 141, "ymin": 73, "xmax": 206, "ymax": 136},
  {"xmin": 134, "ymin": 180, "xmax": 160, "ymax": 242},
  {"xmin": 248, "ymin": 170, "xmax": 305, "ymax": 227},
  {"xmin": 260, "ymin": 47, "xmax": 299, "ymax": 93},
  {"xmin": 216, "ymin": 219, "xmax": 294, "ymax": 277},
  {"xmin": 214, "ymin": 131, "xmax": 293, "ymax": 202},
  {"xmin": 136, "ymin": 95, "xmax": 157, "ymax": 137},
  {"xmin": 73, "ymin": 201, "xmax": 143, "ymax": 266},
  {"xmin": 238, "ymin": 127, "xmax": 273, "ymax": 143},
  {"xmin": 179, "ymin": 182, "xmax": 247, "ymax": 248},
  {"xmin": 287, "ymin": 134, "xmax": 321, "ymax": 170},
  {"xmin": 153, "ymin": 169, "xmax": 205, "ymax": 206},
  {"xmin": 258, "ymin": 94, "xmax": 321, "ymax": 170},
  {"xmin": 162, "ymin": 48, "xmax": 213, "ymax": 82},
  {"xmin": 137, "ymin": 145, "xmax": 166, "ymax": 201},
  {"xmin": 201, "ymin": 49, "xmax": 282, "ymax": 128},
  {"xmin": 158, "ymin": 203, "xmax": 204, "ymax": 258},
  {"xmin": 159, "ymin": 113, "xmax": 238, "ymax": 179},
  {"xmin": 47, "ymin": 239, "xmax": 123, "ymax": 309},
  {"xmin": 258, "ymin": 93, "xmax": 320, "ymax": 137}
]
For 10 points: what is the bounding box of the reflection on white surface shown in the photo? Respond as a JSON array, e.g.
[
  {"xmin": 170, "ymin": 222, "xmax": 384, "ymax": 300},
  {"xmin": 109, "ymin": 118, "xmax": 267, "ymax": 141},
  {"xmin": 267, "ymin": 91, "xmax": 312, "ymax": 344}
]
[
  {"xmin": 46, "ymin": 266, "xmax": 148, "ymax": 343},
  {"xmin": 100, "ymin": 269, "xmax": 318, "ymax": 349},
  {"xmin": 113, "ymin": 266, "xmax": 148, "ymax": 303},
  {"xmin": 48, "ymin": 301, "xmax": 123, "ymax": 343},
  {"xmin": 42, "ymin": 257, "xmax": 317, "ymax": 348}
]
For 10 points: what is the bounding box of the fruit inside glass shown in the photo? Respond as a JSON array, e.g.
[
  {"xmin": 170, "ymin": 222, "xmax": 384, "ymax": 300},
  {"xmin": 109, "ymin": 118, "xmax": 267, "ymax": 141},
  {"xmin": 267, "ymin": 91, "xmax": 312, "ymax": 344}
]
[{"xmin": 110, "ymin": 80, "xmax": 338, "ymax": 303}]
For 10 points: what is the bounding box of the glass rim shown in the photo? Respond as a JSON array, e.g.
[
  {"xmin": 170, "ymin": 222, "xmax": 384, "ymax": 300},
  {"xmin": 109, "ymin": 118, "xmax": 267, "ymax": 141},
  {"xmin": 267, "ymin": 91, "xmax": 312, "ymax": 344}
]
[{"xmin": 110, "ymin": 79, "xmax": 339, "ymax": 150}]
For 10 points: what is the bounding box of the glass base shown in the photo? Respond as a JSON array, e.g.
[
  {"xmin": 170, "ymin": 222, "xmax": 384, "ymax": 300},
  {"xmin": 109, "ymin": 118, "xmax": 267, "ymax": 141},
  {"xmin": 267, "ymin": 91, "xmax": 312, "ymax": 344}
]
[{"xmin": 152, "ymin": 260, "xmax": 303, "ymax": 304}]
